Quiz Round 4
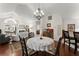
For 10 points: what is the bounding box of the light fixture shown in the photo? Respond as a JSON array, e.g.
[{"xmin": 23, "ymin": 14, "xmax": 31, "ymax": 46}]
[
  {"xmin": 34, "ymin": 8, "xmax": 44, "ymax": 20},
  {"xmin": 34, "ymin": 4, "xmax": 44, "ymax": 37}
]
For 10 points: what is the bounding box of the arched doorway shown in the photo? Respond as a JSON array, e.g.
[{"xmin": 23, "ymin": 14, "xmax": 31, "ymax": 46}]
[
  {"xmin": 3, "ymin": 18, "xmax": 17, "ymax": 34},
  {"xmin": 2, "ymin": 18, "xmax": 20, "ymax": 41}
]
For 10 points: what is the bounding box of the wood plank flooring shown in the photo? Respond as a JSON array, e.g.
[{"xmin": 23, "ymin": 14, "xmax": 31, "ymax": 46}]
[
  {"xmin": 0, "ymin": 42, "xmax": 21, "ymax": 56},
  {"xmin": 0, "ymin": 41, "xmax": 79, "ymax": 56}
]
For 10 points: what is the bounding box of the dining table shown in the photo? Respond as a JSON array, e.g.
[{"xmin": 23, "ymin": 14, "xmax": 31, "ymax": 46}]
[{"xmin": 26, "ymin": 36, "xmax": 54, "ymax": 51}]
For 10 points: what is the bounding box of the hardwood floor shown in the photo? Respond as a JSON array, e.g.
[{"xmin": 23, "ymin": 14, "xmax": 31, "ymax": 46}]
[
  {"xmin": 0, "ymin": 41, "xmax": 79, "ymax": 56},
  {"xmin": 0, "ymin": 42, "xmax": 22, "ymax": 56}
]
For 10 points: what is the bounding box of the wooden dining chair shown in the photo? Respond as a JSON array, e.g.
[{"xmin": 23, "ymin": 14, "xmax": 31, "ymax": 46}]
[
  {"xmin": 23, "ymin": 38, "xmax": 28, "ymax": 56},
  {"xmin": 19, "ymin": 36, "xmax": 37, "ymax": 56},
  {"xmin": 73, "ymin": 32, "xmax": 79, "ymax": 54},
  {"xmin": 55, "ymin": 37, "xmax": 62, "ymax": 55},
  {"xmin": 28, "ymin": 32, "xmax": 34, "ymax": 38},
  {"xmin": 63, "ymin": 30, "xmax": 69, "ymax": 45},
  {"xmin": 63, "ymin": 30, "xmax": 75, "ymax": 51},
  {"xmin": 19, "ymin": 36, "xmax": 28, "ymax": 56},
  {"xmin": 47, "ymin": 37, "xmax": 62, "ymax": 56}
]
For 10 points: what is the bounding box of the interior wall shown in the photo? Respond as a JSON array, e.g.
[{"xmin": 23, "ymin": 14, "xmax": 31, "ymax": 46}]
[
  {"xmin": 51, "ymin": 14, "xmax": 63, "ymax": 41},
  {"xmin": 41, "ymin": 14, "xmax": 63, "ymax": 41},
  {"xmin": 63, "ymin": 17, "xmax": 79, "ymax": 31}
]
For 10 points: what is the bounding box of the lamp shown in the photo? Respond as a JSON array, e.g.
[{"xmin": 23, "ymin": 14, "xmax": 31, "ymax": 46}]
[{"xmin": 34, "ymin": 8, "xmax": 44, "ymax": 20}]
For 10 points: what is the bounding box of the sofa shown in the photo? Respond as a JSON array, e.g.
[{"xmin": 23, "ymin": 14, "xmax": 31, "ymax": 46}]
[{"xmin": 0, "ymin": 34, "xmax": 10, "ymax": 44}]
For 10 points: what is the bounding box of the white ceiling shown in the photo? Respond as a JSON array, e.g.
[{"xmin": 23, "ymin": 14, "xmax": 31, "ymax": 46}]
[{"xmin": 0, "ymin": 3, "xmax": 79, "ymax": 20}]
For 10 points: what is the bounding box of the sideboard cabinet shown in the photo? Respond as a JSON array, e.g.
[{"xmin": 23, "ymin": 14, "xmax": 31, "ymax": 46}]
[{"xmin": 43, "ymin": 29, "xmax": 54, "ymax": 39}]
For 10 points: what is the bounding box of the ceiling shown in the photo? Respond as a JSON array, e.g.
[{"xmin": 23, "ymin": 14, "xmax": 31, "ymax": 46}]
[{"xmin": 0, "ymin": 3, "xmax": 79, "ymax": 20}]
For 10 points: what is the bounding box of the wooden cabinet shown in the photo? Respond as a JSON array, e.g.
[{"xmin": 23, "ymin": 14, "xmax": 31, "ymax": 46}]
[{"xmin": 43, "ymin": 29, "xmax": 54, "ymax": 39}]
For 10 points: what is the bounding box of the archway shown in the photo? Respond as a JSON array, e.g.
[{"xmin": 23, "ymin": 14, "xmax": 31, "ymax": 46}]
[{"xmin": 3, "ymin": 18, "xmax": 17, "ymax": 34}]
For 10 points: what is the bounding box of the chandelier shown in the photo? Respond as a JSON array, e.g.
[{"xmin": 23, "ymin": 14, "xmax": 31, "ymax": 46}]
[{"xmin": 34, "ymin": 8, "xmax": 44, "ymax": 20}]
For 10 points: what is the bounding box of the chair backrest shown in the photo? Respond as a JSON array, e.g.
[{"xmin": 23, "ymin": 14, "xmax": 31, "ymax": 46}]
[
  {"xmin": 29, "ymin": 32, "xmax": 34, "ymax": 38},
  {"xmin": 55, "ymin": 37, "xmax": 62, "ymax": 56},
  {"xmin": 19, "ymin": 36, "xmax": 25, "ymax": 56},
  {"xmin": 23, "ymin": 38, "xmax": 28, "ymax": 56},
  {"xmin": 19, "ymin": 36, "xmax": 28, "ymax": 56},
  {"xmin": 69, "ymin": 31, "xmax": 74, "ymax": 37},
  {"xmin": 63, "ymin": 30, "xmax": 69, "ymax": 38},
  {"xmin": 0, "ymin": 29, "xmax": 2, "ymax": 34},
  {"xmin": 73, "ymin": 32, "xmax": 79, "ymax": 41}
]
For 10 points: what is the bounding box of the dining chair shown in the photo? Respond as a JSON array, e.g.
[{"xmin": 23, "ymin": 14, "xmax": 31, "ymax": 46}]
[
  {"xmin": 19, "ymin": 36, "xmax": 36, "ymax": 56},
  {"xmin": 63, "ymin": 30, "xmax": 69, "ymax": 45},
  {"xmin": 63, "ymin": 30, "xmax": 75, "ymax": 51},
  {"xmin": 73, "ymin": 32, "xmax": 79, "ymax": 54},
  {"xmin": 19, "ymin": 36, "xmax": 28, "ymax": 56},
  {"xmin": 28, "ymin": 32, "xmax": 34, "ymax": 38},
  {"xmin": 23, "ymin": 38, "xmax": 37, "ymax": 56},
  {"xmin": 23, "ymin": 38, "xmax": 28, "ymax": 56},
  {"xmin": 29, "ymin": 51, "xmax": 53, "ymax": 56},
  {"xmin": 47, "ymin": 37, "xmax": 62, "ymax": 56},
  {"xmin": 55, "ymin": 37, "xmax": 62, "ymax": 55}
]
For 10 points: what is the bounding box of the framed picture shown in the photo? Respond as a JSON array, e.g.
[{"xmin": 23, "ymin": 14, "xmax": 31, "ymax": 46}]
[
  {"xmin": 36, "ymin": 30, "xmax": 40, "ymax": 35},
  {"xmin": 48, "ymin": 16, "xmax": 52, "ymax": 20},
  {"xmin": 68, "ymin": 24, "xmax": 75, "ymax": 32},
  {"xmin": 47, "ymin": 23, "xmax": 51, "ymax": 27}
]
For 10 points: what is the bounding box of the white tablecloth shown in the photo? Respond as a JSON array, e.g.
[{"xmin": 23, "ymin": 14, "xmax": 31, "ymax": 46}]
[{"xmin": 27, "ymin": 36, "xmax": 54, "ymax": 51}]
